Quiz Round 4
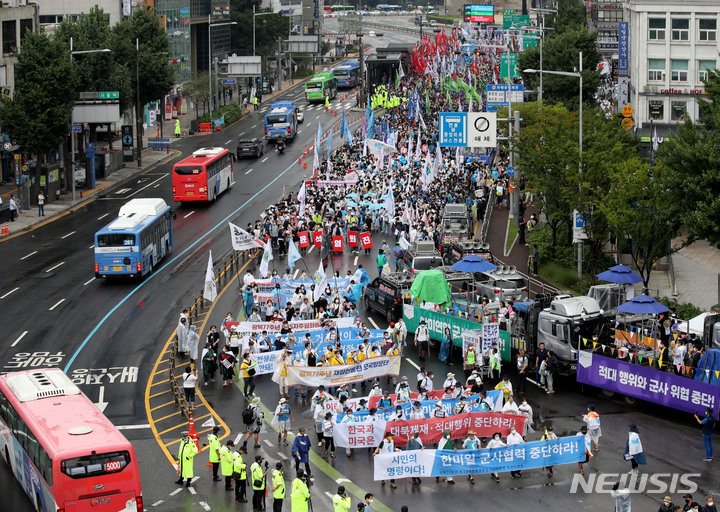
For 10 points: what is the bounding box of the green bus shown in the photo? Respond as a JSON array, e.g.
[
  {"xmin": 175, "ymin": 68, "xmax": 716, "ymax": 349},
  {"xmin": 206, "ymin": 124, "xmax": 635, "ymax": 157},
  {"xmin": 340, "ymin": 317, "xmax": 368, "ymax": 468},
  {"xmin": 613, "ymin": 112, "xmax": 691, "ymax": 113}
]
[{"xmin": 304, "ymin": 73, "xmax": 338, "ymax": 103}]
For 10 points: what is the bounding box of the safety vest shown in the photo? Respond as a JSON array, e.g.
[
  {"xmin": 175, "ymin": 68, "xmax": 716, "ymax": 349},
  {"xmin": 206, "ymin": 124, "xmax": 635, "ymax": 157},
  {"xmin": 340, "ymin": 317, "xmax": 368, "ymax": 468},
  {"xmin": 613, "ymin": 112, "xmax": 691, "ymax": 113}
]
[
  {"xmin": 219, "ymin": 445, "xmax": 234, "ymax": 476},
  {"xmin": 332, "ymin": 493, "xmax": 351, "ymax": 512},
  {"xmin": 233, "ymin": 453, "xmax": 247, "ymax": 480},
  {"xmin": 208, "ymin": 433, "xmax": 221, "ymax": 463},
  {"xmin": 466, "ymin": 349, "xmax": 476, "ymax": 365},
  {"xmin": 291, "ymin": 478, "xmax": 310, "ymax": 512},
  {"xmin": 272, "ymin": 469, "xmax": 285, "ymax": 499},
  {"xmin": 177, "ymin": 438, "xmax": 198, "ymax": 479},
  {"xmin": 251, "ymin": 462, "xmax": 265, "ymax": 490}
]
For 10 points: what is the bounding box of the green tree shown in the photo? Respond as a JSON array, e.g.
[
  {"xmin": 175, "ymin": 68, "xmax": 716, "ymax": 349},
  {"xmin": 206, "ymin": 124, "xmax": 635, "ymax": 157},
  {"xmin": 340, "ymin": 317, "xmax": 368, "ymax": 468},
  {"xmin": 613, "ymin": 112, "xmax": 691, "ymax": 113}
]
[
  {"xmin": 548, "ymin": 0, "xmax": 587, "ymax": 33},
  {"xmin": 230, "ymin": 0, "xmax": 289, "ymax": 57},
  {"xmin": 184, "ymin": 72, "xmax": 211, "ymax": 119},
  {"xmin": 657, "ymin": 70, "xmax": 720, "ymax": 247},
  {"xmin": 518, "ymin": 28, "xmax": 600, "ymax": 108},
  {"xmin": 0, "ymin": 32, "xmax": 74, "ymax": 156}
]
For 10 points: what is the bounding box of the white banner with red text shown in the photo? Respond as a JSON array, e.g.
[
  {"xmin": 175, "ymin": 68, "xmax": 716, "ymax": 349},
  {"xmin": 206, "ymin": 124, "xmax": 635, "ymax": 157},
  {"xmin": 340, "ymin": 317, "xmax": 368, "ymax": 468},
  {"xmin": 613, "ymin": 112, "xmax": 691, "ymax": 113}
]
[{"xmin": 279, "ymin": 355, "xmax": 401, "ymax": 387}]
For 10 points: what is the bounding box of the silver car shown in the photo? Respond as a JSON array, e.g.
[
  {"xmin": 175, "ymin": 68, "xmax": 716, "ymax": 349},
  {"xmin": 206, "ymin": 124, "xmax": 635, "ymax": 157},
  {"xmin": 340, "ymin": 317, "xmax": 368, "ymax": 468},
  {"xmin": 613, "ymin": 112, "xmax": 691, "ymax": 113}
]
[{"xmin": 475, "ymin": 266, "xmax": 528, "ymax": 301}]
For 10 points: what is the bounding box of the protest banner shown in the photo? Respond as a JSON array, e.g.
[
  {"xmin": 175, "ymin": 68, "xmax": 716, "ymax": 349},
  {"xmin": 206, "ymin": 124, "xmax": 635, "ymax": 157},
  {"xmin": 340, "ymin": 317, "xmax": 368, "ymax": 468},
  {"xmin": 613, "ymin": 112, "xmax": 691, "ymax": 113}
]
[
  {"xmin": 298, "ymin": 231, "xmax": 310, "ymax": 248},
  {"xmin": 313, "ymin": 231, "xmax": 323, "ymax": 248},
  {"xmin": 250, "ymin": 350, "xmax": 283, "ymax": 375},
  {"xmin": 348, "ymin": 231, "xmax": 358, "ymax": 247},
  {"xmin": 282, "ymin": 355, "xmax": 401, "ymax": 387},
  {"xmin": 482, "ymin": 322, "xmax": 500, "ymax": 356},
  {"xmin": 374, "ymin": 436, "xmax": 585, "ymax": 480},
  {"xmin": 227, "ymin": 317, "xmax": 355, "ymax": 335}
]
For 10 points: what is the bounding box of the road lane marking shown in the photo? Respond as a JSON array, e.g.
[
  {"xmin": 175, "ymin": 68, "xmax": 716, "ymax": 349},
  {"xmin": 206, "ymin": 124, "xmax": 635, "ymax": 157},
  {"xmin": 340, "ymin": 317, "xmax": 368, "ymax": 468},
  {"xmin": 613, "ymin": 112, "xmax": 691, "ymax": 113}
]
[
  {"xmin": 261, "ymin": 157, "xmax": 269, "ymax": 162},
  {"xmin": 406, "ymin": 358, "xmax": 421, "ymax": 371},
  {"xmin": 184, "ymin": 211, "xmax": 195, "ymax": 219},
  {"xmin": 1, "ymin": 287, "xmax": 19, "ymax": 299},
  {"xmin": 116, "ymin": 424, "xmax": 152, "ymax": 430},
  {"xmin": 245, "ymin": 168, "xmax": 253, "ymax": 174},
  {"xmin": 354, "ymin": 256, "xmax": 358, "ymax": 266},
  {"xmin": 263, "ymin": 439, "xmax": 272, "ymax": 447},
  {"xmin": 49, "ymin": 298, "xmax": 66, "ymax": 311},
  {"xmin": 126, "ymin": 174, "xmax": 167, "ymax": 199},
  {"xmin": 169, "ymin": 489, "xmax": 182, "ymax": 496},
  {"xmin": 226, "ymin": 139, "xmax": 232, "ymax": 144},
  {"xmin": 277, "ymin": 452, "xmax": 289, "ymax": 460},
  {"xmin": 61, "ymin": 230, "xmax": 76, "ymax": 239},
  {"xmin": 251, "ymin": 124, "xmax": 257, "ymax": 128},
  {"xmin": 368, "ymin": 317, "xmax": 379, "ymax": 329},
  {"xmin": 11, "ymin": 331, "xmax": 28, "ymax": 347},
  {"xmin": 154, "ymin": 183, "xmax": 160, "ymax": 188},
  {"xmin": 83, "ymin": 278, "xmax": 94, "ymax": 286},
  {"xmin": 21, "ymin": 251, "xmax": 37, "ymax": 260},
  {"xmin": 308, "ymin": 246, "xmax": 314, "ymax": 253},
  {"xmin": 199, "ymin": 502, "xmax": 210, "ymax": 511},
  {"xmin": 89, "ymin": 245, "xmax": 95, "ymax": 249},
  {"xmin": 98, "ymin": 213, "xmax": 109, "ymax": 220},
  {"xmin": 151, "ymin": 500, "xmax": 164, "ymax": 507},
  {"xmin": 46, "ymin": 262, "xmax": 65, "ymax": 273}
]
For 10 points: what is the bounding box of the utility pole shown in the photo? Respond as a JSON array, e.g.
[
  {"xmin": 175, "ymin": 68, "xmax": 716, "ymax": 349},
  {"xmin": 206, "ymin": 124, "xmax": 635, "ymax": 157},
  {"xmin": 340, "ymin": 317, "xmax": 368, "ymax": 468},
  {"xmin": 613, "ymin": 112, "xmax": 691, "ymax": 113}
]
[
  {"xmin": 277, "ymin": 36, "xmax": 282, "ymax": 91},
  {"xmin": 357, "ymin": 33, "xmax": 364, "ymax": 106}
]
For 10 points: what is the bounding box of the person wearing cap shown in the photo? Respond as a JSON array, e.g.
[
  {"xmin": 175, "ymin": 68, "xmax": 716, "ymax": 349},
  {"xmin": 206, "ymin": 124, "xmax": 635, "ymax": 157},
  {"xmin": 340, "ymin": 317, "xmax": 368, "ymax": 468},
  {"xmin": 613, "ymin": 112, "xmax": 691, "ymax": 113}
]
[
  {"xmin": 291, "ymin": 468, "xmax": 311, "ymax": 512},
  {"xmin": 397, "ymin": 382, "xmax": 411, "ymax": 404},
  {"xmin": 518, "ymin": 396, "xmax": 534, "ymax": 438},
  {"xmin": 273, "ymin": 397, "xmax": 295, "ymax": 446},
  {"xmin": 290, "ymin": 426, "xmax": 312, "ymax": 477},
  {"xmin": 495, "ymin": 375, "xmax": 513, "ymax": 404},
  {"xmin": 394, "ymin": 318, "xmax": 407, "ymax": 356},
  {"xmin": 441, "ymin": 386, "xmax": 456, "ymax": 400},
  {"xmin": 357, "ymin": 398, "xmax": 369, "ymax": 413},
  {"xmin": 442, "ymin": 372, "xmax": 459, "ymax": 391},
  {"xmin": 541, "ymin": 427, "xmax": 558, "ymax": 477},
  {"xmin": 409, "ymin": 401, "xmax": 425, "ymax": 420},
  {"xmin": 374, "ymin": 432, "xmax": 400, "ymax": 488},
  {"xmin": 389, "ymin": 405, "xmax": 405, "ymax": 422},
  {"xmin": 333, "ymin": 485, "xmax": 351, "ymax": 512},
  {"xmin": 219, "ymin": 440, "xmax": 236, "ymax": 490},
  {"xmin": 415, "ymin": 319, "xmax": 430, "ymax": 362},
  {"xmin": 694, "ymin": 407, "xmax": 715, "ymax": 461},
  {"xmin": 346, "ymin": 348, "xmax": 359, "ymax": 365},
  {"xmin": 322, "ymin": 412, "xmax": 336, "ymax": 458},
  {"xmin": 577, "ymin": 425, "xmax": 593, "ymax": 475},
  {"xmin": 271, "ymin": 461, "xmax": 285, "ymax": 512},
  {"xmin": 251, "ymin": 455, "xmax": 268, "ymax": 510},
  {"xmin": 406, "ymin": 431, "xmax": 424, "ymax": 485},
  {"xmin": 507, "ymin": 426, "xmax": 524, "ymax": 478},
  {"xmin": 478, "ymin": 390, "xmax": 494, "ymax": 412},
  {"xmin": 233, "ymin": 444, "xmax": 248, "ymax": 502},
  {"xmin": 432, "ymin": 401, "xmax": 447, "ymax": 419},
  {"xmin": 624, "ymin": 424, "xmax": 646, "ymax": 474},
  {"xmin": 437, "ymin": 430, "xmax": 455, "ymax": 484},
  {"xmin": 462, "ymin": 431, "xmax": 480, "ymax": 484},
  {"xmin": 207, "ymin": 426, "xmax": 222, "ymax": 481},
  {"xmin": 683, "ymin": 495, "xmax": 695, "ymax": 512},
  {"xmin": 369, "ymin": 382, "xmax": 383, "ymax": 397},
  {"xmin": 659, "ymin": 496, "xmax": 675, "ymax": 512},
  {"xmin": 175, "ymin": 431, "xmax": 198, "ymax": 487},
  {"xmin": 244, "ymin": 396, "xmax": 265, "ymax": 449},
  {"xmin": 487, "ymin": 432, "xmax": 506, "ymax": 483}
]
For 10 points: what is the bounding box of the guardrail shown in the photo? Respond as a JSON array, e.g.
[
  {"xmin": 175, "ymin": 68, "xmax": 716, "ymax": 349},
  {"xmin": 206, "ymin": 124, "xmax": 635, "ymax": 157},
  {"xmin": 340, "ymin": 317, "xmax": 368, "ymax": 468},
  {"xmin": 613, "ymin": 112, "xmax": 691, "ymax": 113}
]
[
  {"xmin": 168, "ymin": 248, "xmax": 261, "ymax": 419},
  {"xmin": 359, "ymin": 20, "xmax": 421, "ymax": 35}
]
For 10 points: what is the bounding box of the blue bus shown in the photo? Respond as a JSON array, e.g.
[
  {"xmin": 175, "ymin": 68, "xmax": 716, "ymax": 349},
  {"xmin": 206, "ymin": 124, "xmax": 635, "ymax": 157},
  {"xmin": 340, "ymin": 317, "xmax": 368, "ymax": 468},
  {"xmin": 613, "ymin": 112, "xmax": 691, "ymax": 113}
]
[
  {"xmin": 333, "ymin": 61, "xmax": 360, "ymax": 88},
  {"xmin": 264, "ymin": 101, "xmax": 298, "ymax": 141},
  {"xmin": 94, "ymin": 198, "xmax": 173, "ymax": 279}
]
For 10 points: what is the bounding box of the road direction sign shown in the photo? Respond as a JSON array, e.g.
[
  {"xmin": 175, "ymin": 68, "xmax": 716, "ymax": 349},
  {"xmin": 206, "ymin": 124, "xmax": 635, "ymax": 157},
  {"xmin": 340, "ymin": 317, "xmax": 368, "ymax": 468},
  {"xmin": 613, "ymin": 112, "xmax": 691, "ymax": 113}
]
[
  {"xmin": 467, "ymin": 112, "xmax": 496, "ymax": 148},
  {"xmin": 221, "ymin": 79, "xmax": 237, "ymax": 85},
  {"xmin": 439, "ymin": 112, "xmax": 467, "ymax": 147},
  {"xmin": 98, "ymin": 91, "xmax": 119, "ymax": 100},
  {"xmin": 506, "ymin": 166, "xmax": 515, "ymax": 176}
]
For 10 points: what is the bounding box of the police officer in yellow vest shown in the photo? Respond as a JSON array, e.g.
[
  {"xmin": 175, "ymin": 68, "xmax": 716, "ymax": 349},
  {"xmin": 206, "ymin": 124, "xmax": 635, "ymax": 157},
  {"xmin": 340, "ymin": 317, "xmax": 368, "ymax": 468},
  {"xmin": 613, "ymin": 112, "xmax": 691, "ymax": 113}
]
[
  {"xmin": 271, "ymin": 461, "xmax": 285, "ymax": 512},
  {"xmin": 291, "ymin": 468, "xmax": 311, "ymax": 512},
  {"xmin": 251, "ymin": 454, "xmax": 268, "ymax": 510},
  {"xmin": 233, "ymin": 445, "xmax": 248, "ymax": 503},
  {"xmin": 207, "ymin": 426, "xmax": 221, "ymax": 481},
  {"xmin": 175, "ymin": 431, "xmax": 198, "ymax": 487},
  {"xmin": 332, "ymin": 485, "xmax": 351, "ymax": 512},
  {"xmin": 219, "ymin": 439, "xmax": 235, "ymax": 490}
]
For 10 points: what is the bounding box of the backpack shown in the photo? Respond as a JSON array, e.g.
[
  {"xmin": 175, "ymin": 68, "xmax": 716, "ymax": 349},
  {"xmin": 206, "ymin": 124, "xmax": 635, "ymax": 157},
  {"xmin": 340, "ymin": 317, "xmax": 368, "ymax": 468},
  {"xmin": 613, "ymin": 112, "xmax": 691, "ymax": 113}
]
[{"xmin": 242, "ymin": 406, "xmax": 255, "ymax": 425}]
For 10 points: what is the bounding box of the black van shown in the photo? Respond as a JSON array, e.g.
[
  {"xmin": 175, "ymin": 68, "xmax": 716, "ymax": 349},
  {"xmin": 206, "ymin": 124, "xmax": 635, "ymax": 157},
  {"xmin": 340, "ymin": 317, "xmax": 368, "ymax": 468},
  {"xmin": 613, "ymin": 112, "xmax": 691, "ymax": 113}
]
[{"xmin": 364, "ymin": 272, "xmax": 416, "ymax": 322}]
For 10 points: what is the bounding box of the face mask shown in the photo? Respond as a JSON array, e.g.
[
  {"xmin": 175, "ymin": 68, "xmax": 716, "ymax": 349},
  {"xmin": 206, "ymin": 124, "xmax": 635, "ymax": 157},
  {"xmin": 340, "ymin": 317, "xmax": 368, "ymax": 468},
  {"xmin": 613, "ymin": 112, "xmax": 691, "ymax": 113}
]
[
  {"xmin": 708, "ymin": 504, "xmax": 714, "ymax": 508},
  {"xmin": 664, "ymin": 503, "xmax": 670, "ymax": 507},
  {"xmin": 369, "ymin": 499, "xmax": 374, "ymax": 504}
]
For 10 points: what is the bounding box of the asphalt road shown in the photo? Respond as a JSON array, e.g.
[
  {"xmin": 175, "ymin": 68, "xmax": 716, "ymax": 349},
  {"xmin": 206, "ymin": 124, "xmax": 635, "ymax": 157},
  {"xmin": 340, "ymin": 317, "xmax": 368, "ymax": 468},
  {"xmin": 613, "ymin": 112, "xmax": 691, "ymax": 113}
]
[{"xmin": 1, "ymin": 16, "xmax": 718, "ymax": 512}]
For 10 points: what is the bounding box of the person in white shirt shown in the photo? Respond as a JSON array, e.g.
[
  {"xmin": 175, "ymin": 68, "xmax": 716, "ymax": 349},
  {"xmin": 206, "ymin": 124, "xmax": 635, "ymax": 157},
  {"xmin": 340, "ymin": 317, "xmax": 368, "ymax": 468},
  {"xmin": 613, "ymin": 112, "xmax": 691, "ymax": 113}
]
[
  {"xmin": 486, "ymin": 433, "xmax": 507, "ymax": 483},
  {"xmin": 420, "ymin": 371, "xmax": 434, "ymax": 393},
  {"xmin": 502, "ymin": 395, "xmax": 519, "ymax": 415},
  {"xmin": 432, "ymin": 401, "xmax": 446, "ymax": 418},
  {"xmin": 409, "ymin": 401, "xmax": 425, "ymax": 420},
  {"xmin": 182, "ymin": 366, "xmax": 198, "ymax": 410},
  {"xmin": 395, "ymin": 383, "xmax": 410, "ymax": 404},
  {"xmin": 368, "ymin": 383, "xmax": 383, "ymax": 397},
  {"xmin": 442, "ymin": 372, "xmax": 459, "ymax": 390},
  {"xmin": 415, "ymin": 320, "xmax": 430, "ymax": 362},
  {"xmin": 394, "ymin": 376, "xmax": 410, "ymax": 395},
  {"xmin": 340, "ymin": 410, "xmax": 357, "ymax": 457},
  {"xmin": 672, "ymin": 339, "xmax": 687, "ymax": 375},
  {"xmin": 506, "ymin": 426, "xmax": 524, "ymax": 478},
  {"xmin": 517, "ymin": 397, "xmax": 534, "ymax": 438},
  {"xmin": 243, "ymin": 270, "xmax": 255, "ymax": 288},
  {"xmin": 388, "ymin": 406, "xmax": 405, "ymax": 422}
]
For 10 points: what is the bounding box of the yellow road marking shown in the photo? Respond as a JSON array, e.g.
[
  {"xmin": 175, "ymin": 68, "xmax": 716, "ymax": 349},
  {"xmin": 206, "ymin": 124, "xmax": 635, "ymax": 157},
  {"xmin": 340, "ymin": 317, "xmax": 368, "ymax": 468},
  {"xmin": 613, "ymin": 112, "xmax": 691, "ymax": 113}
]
[
  {"xmin": 149, "ymin": 389, "xmax": 172, "ymax": 399},
  {"xmin": 150, "ymin": 400, "xmax": 175, "ymax": 412},
  {"xmin": 153, "ymin": 410, "xmax": 182, "ymax": 423},
  {"xmin": 157, "ymin": 422, "xmax": 189, "ymax": 436}
]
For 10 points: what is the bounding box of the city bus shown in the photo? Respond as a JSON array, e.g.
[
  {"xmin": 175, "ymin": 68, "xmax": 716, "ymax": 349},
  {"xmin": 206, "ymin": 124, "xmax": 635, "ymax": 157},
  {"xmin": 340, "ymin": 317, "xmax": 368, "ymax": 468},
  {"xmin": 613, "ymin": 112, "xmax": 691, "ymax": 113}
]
[
  {"xmin": 304, "ymin": 72, "xmax": 338, "ymax": 103},
  {"xmin": 172, "ymin": 146, "xmax": 233, "ymax": 202},
  {"xmin": 0, "ymin": 369, "xmax": 143, "ymax": 512},
  {"xmin": 331, "ymin": 5, "xmax": 356, "ymax": 13},
  {"xmin": 333, "ymin": 61, "xmax": 360, "ymax": 88},
  {"xmin": 376, "ymin": 4, "xmax": 402, "ymax": 11},
  {"xmin": 94, "ymin": 197, "xmax": 173, "ymax": 279},
  {"xmin": 264, "ymin": 101, "xmax": 298, "ymax": 141}
]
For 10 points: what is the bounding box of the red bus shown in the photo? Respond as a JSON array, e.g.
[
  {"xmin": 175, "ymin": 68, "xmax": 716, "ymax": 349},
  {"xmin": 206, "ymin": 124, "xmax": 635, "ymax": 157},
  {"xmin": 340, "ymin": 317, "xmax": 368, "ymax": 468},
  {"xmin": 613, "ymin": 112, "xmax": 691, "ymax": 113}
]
[
  {"xmin": 172, "ymin": 146, "xmax": 234, "ymax": 202},
  {"xmin": 0, "ymin": 369, "xmax": 143, "ymax": 512}
]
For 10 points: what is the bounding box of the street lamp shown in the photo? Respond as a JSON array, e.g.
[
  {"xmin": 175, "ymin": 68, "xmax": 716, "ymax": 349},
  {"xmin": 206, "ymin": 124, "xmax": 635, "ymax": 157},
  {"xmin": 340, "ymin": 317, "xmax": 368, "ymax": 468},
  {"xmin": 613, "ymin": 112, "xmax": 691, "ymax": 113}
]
[
  {"xmin": 209, "ymin": 16, "xmax": 237, "ymax": 118},
  {"xmin": 253, "ymin": 6, "xmax": 275, "ymax": 56},
  {"xmin": 136, "ymin": 38, "xmax": 168, "ymax": 167},
  {"xmin": 69, "ymin": 36, "xmax": 111, "ymax": 202}
]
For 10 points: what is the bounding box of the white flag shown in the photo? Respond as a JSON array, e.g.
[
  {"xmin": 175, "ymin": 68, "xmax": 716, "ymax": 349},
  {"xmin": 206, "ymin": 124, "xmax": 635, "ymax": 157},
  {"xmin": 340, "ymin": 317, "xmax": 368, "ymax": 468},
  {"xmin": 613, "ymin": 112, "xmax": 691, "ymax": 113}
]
[
  {"xmin": 399, "ymin": 236, "xmax": 411, "ymax": 250},
  {"xmin": 259, "ymin": 242, "xmax": 273, "ymax": 278},
  {"xmin": 313, "ymin": 260, "xmax": 327, "ymax": 301},
  {"xmin": 288, "ymin": 239, "xmax": 302, "ymax": 269},
  {"xmin": 228, "ymin": 222, "xmax": 264, "ymax": 251},
  {"xmin": 384, "ymin": 183, "xmax": 395, "ymax": 214},
  {"xmin": 297, "ymin": 182, "xmax": 307, "ymax": 217},
  {"xmin": 203, "ymin": 251, "xmax": 217, "ymax": 302}
]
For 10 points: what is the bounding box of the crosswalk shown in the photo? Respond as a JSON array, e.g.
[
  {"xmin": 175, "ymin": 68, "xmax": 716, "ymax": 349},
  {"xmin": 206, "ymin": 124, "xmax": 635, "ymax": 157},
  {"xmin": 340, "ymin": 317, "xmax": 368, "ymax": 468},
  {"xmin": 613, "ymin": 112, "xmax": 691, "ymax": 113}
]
[{"xmin": 257, "ymin": 101, "xmax": 355, "ymax": 113}]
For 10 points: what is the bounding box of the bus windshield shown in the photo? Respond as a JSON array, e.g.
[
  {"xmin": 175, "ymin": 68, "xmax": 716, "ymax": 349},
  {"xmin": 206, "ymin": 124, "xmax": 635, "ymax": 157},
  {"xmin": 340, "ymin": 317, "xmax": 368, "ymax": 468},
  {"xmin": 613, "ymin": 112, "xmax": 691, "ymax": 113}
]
[
  {"xmin": 266, "ymin": 114, "xmax": 287, "ymax": 123},
  {"xmin": 62, "ymin": 451, "xmax": 132, "ymax": 479},
  {"xmin": 174, "ymin": 166, "xmax": 203, "ymax": 175},
  {"xmin": 96, "ymin": 233, "xmax": 136, "ymax": 247}
]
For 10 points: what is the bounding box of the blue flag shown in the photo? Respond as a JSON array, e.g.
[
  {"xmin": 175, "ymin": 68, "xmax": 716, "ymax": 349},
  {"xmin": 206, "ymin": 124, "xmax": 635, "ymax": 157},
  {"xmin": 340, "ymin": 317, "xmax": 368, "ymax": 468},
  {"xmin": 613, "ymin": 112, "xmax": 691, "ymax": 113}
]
[
  {"xmin": 340, "ymin": 112, "xmax": 347, "ymax": 139},
  {"xmin": 316, "ymin": 121, "xmax": 323, "ymax": 149},
  {"xmin": 326, "ymin": 127, "xmax": 333, "ymax": 159}
]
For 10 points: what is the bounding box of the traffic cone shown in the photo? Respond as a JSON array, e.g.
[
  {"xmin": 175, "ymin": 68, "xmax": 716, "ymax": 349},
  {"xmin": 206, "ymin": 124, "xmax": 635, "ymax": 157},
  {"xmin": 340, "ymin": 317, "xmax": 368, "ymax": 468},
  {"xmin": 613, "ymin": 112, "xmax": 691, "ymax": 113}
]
[
  {"xmin": 298, "ymin": 156, "xmax": 302, "ymax": 165},
  {"xmin": 334, "ymin": 109, "xmax": 337, "ymax": 117},
  {"xmin": 1, "ymin": 223, "xmax": 7, "ymax": 235},
  {"xmin": 188, "ymin": 412, "xmax": 200, "ymax": 450},
  {"xmin": 303, "ymin": 161, "xmax": 307, "ymax": 169}
]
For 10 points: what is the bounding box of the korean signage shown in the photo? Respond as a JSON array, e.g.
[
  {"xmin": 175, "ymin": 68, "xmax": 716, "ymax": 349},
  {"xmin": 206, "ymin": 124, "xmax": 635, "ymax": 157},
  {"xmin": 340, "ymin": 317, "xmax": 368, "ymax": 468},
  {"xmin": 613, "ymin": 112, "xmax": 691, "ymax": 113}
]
[
  {"xmin": 618, "ymin": 22, "xmax": 628, "ymax": 77},
  {"xmin": 503, "ymin": 14, "xmax": 530, "ymax": 29},
  {"xmin": 463, "ymin": 4, "xmax": 494, "ymax": 23},
  {"xmin": 439, "ymin": 112, "xmax": 468, "ymax": 147},
  {"xmin": 500, "ymin": 54, "xmax": 520, "ymax": 79},
  {"xmin": 486, "ymin": 84, "xmax": 524, "ymax": 109},
  {"xmin": 282, "ymin": 355, "xmax": 401, "ymax": 387},
  {"xmin": 577, "ymin": 352, "xmax": 720, "ymax": 419}
]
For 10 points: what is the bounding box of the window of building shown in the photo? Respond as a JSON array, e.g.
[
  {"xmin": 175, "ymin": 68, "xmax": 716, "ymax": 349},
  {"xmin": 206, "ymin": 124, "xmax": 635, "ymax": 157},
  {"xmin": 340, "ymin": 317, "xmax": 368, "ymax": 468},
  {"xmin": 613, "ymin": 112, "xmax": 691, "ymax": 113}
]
[
  {"xmin": 671, "ymin": 19, "xmax": 689, "ymax": 41},
  {"xmin": 2, "ymin": 20, "xmax": 16, "ymax": 54},
  {"xmin": 671, "ymin": 60, "xmax": 688, "ymax": 82},
  {"xmin": 39, "ymin": 14, "xmax": 64, "ymax": 24},
  {"xmin": 649, "ymin": 100, "xmax": 664, "ymax": 120},
  {"xmin": 698, "ymin": 60, "xmax": 716, "ymax": 82},
  {"xmin": 648, "ymin": 59, "xmax": 665, "ymax": 81},
  {"xmin": 19, "ymin": 19, "xmax": 32, "ymax": 43},
  {"xmin": 671, "ymin": 101, "xmax": 687, "ymax": 121},
  {"xmin": 597, "ymin": 10, "xmax": 622, "ymax": 22},
  {"xmin": 649, "ymin": 18, "xmax": 666, "ymax": 40},
  {"xmin": 699, "ymin": 19, "xmax": 716, "ymax": 41}
]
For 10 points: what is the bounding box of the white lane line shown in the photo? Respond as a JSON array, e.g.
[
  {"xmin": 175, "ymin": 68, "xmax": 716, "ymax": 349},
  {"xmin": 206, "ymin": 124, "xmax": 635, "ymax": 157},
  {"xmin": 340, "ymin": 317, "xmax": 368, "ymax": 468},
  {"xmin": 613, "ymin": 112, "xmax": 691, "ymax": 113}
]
[
  {"xmin": 89, "ymin": 245, "xmax": 95, "ymax": 249},
  {"xmin": 45, "ymin": 262, "xmax": 65, "ymax": 273},
  {"xmin": 151, "ymin": 500, "xmax": 164, "ymax": 507},
  {"xmin": 298, "ymin": 129, "xmax": 303, "ymax": 133},
  {"xmin": 308, "ymin": 246, "xmax": 314, "ymax": 254},
  {"xmin": 324, "ymin": 492, "xmax": 333, "ymax": 499},
  {"xmin": 184, "ymin": 211, "xmax": 195, "ymax": 219},
  {"xmin": 188, "ymin": 487, "xmax": 197, "ymax": 495},
  {"xmin": 125, "ymin": 174, "xmax": 167, "ymax": 199},
  {"xmin": 239, "ymin": 132, "xmax": 245, "ymax": 136},
  {"xmin": 245, "ymin": 168, "xmax": 253, "ymax": 174},
  {"xmin": 1, "ymin": 287, "xmax": 19, "ymax": 299},
  {"xmin": 226, "ymin": 139, "xmax": 232, "ymax": 144},
  {"xmin": 263, "ymin": 439, "xmax": 273, "ymax": 447},
  {"xmin": 49, "ymin": 298, "xmax": 66, "ymax": 311},
  {"xmin": 261, "ymin": 157, "xmax": 269, "ymax": 163},
  {"xmin": 368, "ymin": 317, "xmax": 379, "ymax": 329},
  {"xmin": 354, "ymin": 256, "xmax": 358, "ymax": 266},
  {"xmin": 61, "ymin": 230, "xmax": 77, "ymax": 239},
  {"xmin": 169, "ymin": 488, "xmax": 182, "ymax": 496},
  {"xmin": 98, "ymin": 213, "xmax": 109, "ymax": 220},
  {"xmin": 154, "ymin": 183, "xmax": 160, "ymax": 188},
  {"xmin": 199, "ymin": 502, "xmax": 210, "ymax": 511},
  {"xmin": 11, "ymin": 331, "xmax": 28, "ymax": 348},
  {"xmin": 83, "ymin": 278, "xmax": 95, "ymax": 286},
  {"xmin": 20, "ymin": 251, "xmax": 37, "ymax": 260},
  {"xmin": 406, "ymin": 358, "xmax": 421, "ymax": 371},
  {"xmin": 116, "ymin": 424, "xmax": 152, "ymax": 430},
  {"xmin": 277, "ymin": 452, "xmax": 289, "ymax": 460},
  {"xmin": 191, "ymin": 476, "xmax": 200, "ymax": 483},
  {"xmin": 251, "ymin": 124, "xmax": 257, "ymax": 128}
]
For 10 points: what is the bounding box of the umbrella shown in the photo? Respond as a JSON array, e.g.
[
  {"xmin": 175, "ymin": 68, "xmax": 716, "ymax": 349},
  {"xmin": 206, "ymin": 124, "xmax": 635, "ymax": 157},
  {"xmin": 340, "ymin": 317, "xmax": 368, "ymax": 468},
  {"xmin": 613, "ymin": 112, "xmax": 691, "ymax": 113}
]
[
  {"xmin": 596, "ymin": 264, "xmax": 643, "ymax": 284},
  {"xmin": 617, "ymin": 295, "xmax": 669, "ymax": 315},
  {"xmin": 346, "ymin": 193, "xmax": 360, "ymax": 200},
  {"xmin": 410, "ymin": 269, "xmax": 452, "ymax": 308},
  {"xmin": 345, "ymin": 200, "xmax": 358, "ymax": 208},
  {"xmin": 368, "ymin": 204, "xmax": 384, "ymax": 211},
  {"xmin": 364, "ymin": 192, "xmax": 377, "ymax": 198},
  {"xmin": 450, "ymin": 254, "xmax": 497, "ymax": 273}
]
